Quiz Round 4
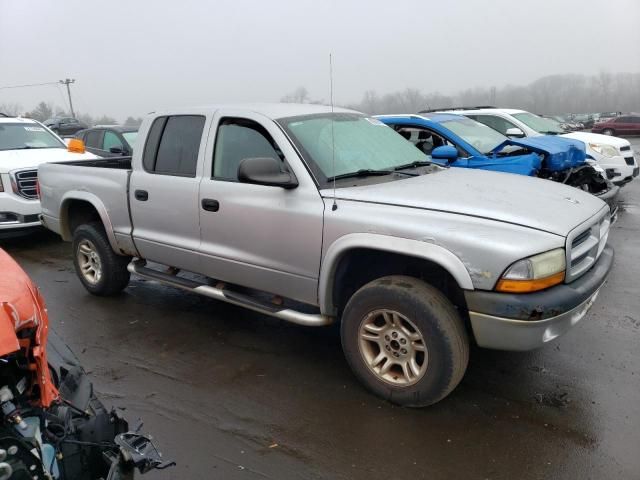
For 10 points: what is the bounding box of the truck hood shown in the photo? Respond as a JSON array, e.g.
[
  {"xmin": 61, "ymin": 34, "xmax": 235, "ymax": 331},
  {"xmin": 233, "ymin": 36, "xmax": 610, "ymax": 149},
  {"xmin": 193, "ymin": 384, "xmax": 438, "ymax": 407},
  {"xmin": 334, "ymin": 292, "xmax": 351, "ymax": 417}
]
[
  {"xmin": 322, "ymin": 168, "xmax": 606, "ymax": 236},
  {"xmin": 0, "ymin": 148, "xmax": 96, "ymax": 173},
  {"xmin": 562, "ymin": 131, "xmax": 631, "ymax": 148}
]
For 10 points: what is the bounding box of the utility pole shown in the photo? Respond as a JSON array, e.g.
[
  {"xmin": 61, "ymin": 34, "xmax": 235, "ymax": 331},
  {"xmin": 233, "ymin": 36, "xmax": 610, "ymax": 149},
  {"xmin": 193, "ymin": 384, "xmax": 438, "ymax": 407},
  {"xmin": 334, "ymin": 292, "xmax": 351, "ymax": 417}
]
[{"xmin": 59, "ymin": 78, "xmax": 76, "ymax": 117}]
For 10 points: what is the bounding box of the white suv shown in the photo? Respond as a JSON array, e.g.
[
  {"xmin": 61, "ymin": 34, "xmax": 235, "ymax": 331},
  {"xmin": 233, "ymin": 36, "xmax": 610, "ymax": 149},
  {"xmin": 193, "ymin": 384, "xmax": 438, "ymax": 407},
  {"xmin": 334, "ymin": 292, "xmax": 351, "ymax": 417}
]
[
  {"xmin": 0, "ymin": 115, "xmax": 96, "ymax": 237},
  {"xmin": 432, "ymin": 107, "xmax": 638, "ymax": 186}
]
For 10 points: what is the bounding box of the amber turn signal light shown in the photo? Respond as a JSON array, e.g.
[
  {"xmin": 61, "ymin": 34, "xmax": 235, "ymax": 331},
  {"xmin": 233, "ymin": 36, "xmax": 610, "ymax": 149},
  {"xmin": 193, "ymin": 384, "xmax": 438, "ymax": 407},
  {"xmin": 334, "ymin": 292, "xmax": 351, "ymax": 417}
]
[
  {"xmin": 67, "ymin": 138, "xmax": 86, "ymax": 153},
  {"xmin": 495, "ymin": 271, "xmax": 565, "ymax": 293}
]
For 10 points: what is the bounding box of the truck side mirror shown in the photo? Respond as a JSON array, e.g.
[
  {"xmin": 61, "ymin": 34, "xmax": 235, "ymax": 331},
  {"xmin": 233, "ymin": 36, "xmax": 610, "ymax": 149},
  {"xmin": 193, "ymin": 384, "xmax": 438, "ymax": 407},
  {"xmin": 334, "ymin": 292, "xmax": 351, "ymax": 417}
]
[
  {"xmin": 238, "ymin": 157, "xmax": 298, "ymax": 189},
  {"xmin": 505, "ymin": 127, "xmax": 525, "ymax": 138},
  {"xmin": 431, "ymin": 145, "xmax": 458, "ymax": 161}
]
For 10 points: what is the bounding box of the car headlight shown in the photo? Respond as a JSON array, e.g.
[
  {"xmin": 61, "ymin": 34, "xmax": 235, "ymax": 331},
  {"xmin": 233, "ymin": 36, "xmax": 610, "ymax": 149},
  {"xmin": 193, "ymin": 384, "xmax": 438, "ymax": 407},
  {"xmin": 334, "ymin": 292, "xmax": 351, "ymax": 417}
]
[
  {"xmin": 589, "ymin": 143, "xmax": 619, "ymax": 158},
  {"xmin": 496, "ymin": 248, "xmax": 565, "ymax": 293}
]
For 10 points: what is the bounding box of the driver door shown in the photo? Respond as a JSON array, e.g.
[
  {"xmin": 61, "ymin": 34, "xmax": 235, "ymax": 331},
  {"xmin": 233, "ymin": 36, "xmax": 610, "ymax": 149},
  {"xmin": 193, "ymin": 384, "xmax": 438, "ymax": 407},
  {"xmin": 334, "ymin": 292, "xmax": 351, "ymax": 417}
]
[{"xmin": 197, "ymin": 110, "xmax": 325, "ymax": 305}]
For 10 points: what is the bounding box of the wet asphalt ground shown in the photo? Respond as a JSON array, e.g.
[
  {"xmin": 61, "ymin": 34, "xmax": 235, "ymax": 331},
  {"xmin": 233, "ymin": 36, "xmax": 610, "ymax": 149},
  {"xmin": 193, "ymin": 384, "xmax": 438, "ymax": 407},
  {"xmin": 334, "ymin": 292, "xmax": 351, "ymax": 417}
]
[{"xmin": 2, "ymin": 139, "xmax": 639, "ymax": 480}]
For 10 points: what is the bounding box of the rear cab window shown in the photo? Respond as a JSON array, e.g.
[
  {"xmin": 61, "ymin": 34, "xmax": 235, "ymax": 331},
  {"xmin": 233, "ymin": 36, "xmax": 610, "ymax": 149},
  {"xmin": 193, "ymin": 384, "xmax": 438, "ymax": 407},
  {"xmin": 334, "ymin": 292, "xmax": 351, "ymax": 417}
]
[{"xmin": 142, "ymin": 115, "xmax": 206, "ymax": 176}]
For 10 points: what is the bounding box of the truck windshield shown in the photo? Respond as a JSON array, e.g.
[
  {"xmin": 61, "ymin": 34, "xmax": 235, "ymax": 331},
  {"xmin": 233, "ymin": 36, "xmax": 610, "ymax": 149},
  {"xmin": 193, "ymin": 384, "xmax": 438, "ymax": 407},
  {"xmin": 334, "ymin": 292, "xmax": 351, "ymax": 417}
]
[
  {"xmin": 439, "ymin": 117, "xmax": 507, "ymax": 154},
  {"xmin": 0, "ymin": 123, "xmax": 65, "ymax": 151},
  {"xmin": 278, "ymin": 113, "xmax": 427, "ymax": 183},
  {"xmin": 512, "ymin": 112, "xmax": 564, "ymax": 135}
]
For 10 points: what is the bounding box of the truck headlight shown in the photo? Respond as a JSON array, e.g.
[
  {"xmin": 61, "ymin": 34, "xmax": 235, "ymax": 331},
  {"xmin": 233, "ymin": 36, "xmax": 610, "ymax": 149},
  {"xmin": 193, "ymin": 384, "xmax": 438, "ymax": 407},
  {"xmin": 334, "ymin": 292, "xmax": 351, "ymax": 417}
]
[
  {"xmin": 589, "ymin": 143, "xmax": 618, "ymax": 158},
  {"xmin": 496, "ymin": 248, "xmax": 565, "ymax": 293}
]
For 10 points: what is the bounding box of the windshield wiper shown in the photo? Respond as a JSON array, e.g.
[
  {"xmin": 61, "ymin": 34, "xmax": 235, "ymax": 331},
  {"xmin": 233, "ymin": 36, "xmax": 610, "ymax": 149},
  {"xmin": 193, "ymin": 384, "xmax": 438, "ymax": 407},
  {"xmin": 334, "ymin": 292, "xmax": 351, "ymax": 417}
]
[
  {"xmin": 326, "ymin": 168, "xmax": 417, "ymax": 182},
  {"xmin": 393, "ymin": 160, "xmax": 432, "ymax": 170},
  {"xmin": 540, "ymin": 131, "xmax": 560, "ymax": 135}
]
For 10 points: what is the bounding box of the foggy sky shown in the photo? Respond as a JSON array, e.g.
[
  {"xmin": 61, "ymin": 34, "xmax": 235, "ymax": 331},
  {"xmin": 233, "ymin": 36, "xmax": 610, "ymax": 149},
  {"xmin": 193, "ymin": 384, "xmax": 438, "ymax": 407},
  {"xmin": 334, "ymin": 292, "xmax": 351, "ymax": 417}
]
[{"xmin": 1, "ymin": 0, "xmax": 639, "ymax": 119}]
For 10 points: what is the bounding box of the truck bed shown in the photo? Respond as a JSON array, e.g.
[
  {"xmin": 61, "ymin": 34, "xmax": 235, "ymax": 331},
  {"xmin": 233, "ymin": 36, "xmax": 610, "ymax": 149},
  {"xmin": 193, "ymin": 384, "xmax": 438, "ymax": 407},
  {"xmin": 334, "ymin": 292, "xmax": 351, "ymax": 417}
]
[{"xmin": 38, "ymin": 158, "xmax": 134, "ymax": 252}]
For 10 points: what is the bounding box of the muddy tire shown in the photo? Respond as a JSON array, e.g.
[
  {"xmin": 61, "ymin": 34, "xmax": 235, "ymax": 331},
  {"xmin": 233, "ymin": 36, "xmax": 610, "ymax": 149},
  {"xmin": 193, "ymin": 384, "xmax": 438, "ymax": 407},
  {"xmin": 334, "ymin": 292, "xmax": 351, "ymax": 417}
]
[
  {"xmin": 72, "ymin": 222, "xmax": 131, "ymax": 296},
  {"xmin": 341, "ymin": 275, "xmax": 469, "ymax": 407},
  {"xmin": 602, "ymin": 128, "xmax": 615, "ymax": 136}
]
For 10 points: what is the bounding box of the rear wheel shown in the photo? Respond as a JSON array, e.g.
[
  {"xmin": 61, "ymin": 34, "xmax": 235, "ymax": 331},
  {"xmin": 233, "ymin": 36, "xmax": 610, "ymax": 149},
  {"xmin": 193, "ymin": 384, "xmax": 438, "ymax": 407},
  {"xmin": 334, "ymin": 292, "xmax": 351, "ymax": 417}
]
[
  {"xmin": 341, "ymin": 275, "xmax": 469, "ymax": 407},
  {"xmin": 602, "ymin": 128, "xmax": 615, "ymax": 136},
  {"xmin": 72, "ymin": 222, "xmax": 131, "ymax": 296}
]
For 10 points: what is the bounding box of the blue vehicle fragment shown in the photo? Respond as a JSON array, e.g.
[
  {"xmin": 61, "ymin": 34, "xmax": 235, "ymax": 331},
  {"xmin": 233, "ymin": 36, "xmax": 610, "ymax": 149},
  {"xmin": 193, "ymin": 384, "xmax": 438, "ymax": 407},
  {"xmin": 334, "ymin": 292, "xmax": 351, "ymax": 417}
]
[
  {"xmin": 377, "ymin": 114, "xmax": 586, "ymax": 177},
  {"xmin": 493, "ymin": 136, "xmax": 586, "ymax": 172}
]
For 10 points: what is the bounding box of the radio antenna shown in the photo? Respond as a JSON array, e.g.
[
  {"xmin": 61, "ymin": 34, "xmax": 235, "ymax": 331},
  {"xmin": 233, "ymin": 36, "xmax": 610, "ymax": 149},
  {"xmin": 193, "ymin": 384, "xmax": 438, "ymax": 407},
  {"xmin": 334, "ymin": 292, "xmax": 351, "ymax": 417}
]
[{"xmin": 329, "ymin": 53, "xmax": 338, "ymax": 211}]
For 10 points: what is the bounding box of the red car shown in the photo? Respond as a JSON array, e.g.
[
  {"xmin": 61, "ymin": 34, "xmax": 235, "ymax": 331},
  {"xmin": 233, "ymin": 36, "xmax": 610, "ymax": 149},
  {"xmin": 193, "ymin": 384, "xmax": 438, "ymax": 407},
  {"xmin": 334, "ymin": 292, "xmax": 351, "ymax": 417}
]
[
  {"xmin": 592, "ymin": 114, "xmax": 640, "ymax": 136},
  {"xmin": 0, "ymin": 248, "xmax": 172, "ymax": 479}
]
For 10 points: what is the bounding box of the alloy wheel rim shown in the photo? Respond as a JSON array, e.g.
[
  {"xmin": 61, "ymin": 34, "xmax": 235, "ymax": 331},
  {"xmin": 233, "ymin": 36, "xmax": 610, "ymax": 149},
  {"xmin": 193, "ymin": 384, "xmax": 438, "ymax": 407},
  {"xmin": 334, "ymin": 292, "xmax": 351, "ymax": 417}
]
[
  {"xmin": 358, "ymin": 309, "xmax": 428, "ymax": 386},
  {"xmin": 77, "ymin": 239, "xmax": 102, "ymax": 285}
]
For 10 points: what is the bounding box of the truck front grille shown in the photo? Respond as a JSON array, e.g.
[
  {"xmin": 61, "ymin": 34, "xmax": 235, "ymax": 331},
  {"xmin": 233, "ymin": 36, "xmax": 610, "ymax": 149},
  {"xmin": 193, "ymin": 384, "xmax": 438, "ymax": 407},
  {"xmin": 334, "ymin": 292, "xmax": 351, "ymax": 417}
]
[
  {"xmin": 566, "ymin": 208, "xmax": 610, "ymax": 282},
  {"xmin": 12, "ymin": 169, "xmax": 38, "ymax": 200}
]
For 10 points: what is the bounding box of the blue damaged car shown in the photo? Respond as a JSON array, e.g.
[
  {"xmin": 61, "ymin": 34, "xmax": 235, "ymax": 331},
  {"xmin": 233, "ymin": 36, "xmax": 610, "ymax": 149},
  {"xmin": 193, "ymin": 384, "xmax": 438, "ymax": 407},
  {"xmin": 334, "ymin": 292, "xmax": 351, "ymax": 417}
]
[{"xmin": 378, "ymin": 113, "xmax": 618, "ymax": 211}]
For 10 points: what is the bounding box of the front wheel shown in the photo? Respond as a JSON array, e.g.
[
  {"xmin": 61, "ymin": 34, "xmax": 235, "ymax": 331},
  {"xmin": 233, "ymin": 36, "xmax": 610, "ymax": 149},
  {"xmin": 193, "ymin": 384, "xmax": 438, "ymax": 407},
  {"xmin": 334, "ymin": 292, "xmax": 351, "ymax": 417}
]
[
  {"xmin": 341, "ymin": 276, "xmax": 469, "ymax": 407},
  {"xmin": 72, "ymin": 222, "xmax": 131, "ymax": 296},
  {"xmin": 602, "ymin": 128, "xmax": 615, "ymax": 136}
]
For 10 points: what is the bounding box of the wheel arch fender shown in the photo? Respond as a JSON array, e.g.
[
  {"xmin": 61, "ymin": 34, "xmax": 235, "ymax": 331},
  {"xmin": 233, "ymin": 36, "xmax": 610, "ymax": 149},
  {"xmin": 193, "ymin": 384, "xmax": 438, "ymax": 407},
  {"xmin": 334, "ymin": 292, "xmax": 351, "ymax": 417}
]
[
  {"xmin": 59, "ymin": 192, "xmax": 119, "ymax": 251},
  {"xmin": 319, "ymin": 233, "xmax": 474, "ymax": 315}
]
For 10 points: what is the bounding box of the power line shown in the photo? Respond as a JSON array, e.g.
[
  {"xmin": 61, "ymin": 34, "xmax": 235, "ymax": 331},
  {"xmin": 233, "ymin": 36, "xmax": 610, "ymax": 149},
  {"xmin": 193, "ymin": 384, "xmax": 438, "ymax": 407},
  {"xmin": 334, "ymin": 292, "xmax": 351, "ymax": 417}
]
[{"xmin": 0, "ymin": 81, "xmax": 59, "ymax": 90}]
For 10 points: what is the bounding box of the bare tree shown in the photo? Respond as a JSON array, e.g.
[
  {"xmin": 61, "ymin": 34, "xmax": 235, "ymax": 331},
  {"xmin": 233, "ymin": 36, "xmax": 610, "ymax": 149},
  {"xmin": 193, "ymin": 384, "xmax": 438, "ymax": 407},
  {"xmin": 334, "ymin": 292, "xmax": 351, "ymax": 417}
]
[
  {"xmin": 0, "ymin": 103, "xmax": 23, "ymax": 116},
  {"xmin": 93, "ymin": 115, "xmax": 118, "ymax": 126},
  {"xmin": 281, "ymin": 86, "xmax": 310, "ymax": 103},
  {"xmin": 25, "ymin": 102, "xmax": 54, "ymax": 121},
  {"xmin": 343, "ymin": 72, "xmax": 640, "ymax": 117},
  {"xmin": 124, "ymin": 116, "xmax": 143, "ymax": 126}
]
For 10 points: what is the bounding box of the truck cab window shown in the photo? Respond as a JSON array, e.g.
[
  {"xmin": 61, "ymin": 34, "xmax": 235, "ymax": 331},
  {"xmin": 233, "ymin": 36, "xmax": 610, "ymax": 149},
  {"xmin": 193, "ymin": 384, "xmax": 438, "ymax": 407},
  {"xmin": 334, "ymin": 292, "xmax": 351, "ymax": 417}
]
[
  {"xmin": 143, "ymin": 115, "xmax": 205, "ymax": 176},
  {"xmin": 103, "ymin": 131, "xmax": 123, "ymax": 151},
  {"xmin": 469, "ymin": 115, "xmax": 516, "ymax": 136},
  {"xmin": 396, "ymin": 127, "xmax": 460, "ymax": 156},
  {"xmin": 213, "ymin": 118, "xmax": 284, "ymax": 181}
]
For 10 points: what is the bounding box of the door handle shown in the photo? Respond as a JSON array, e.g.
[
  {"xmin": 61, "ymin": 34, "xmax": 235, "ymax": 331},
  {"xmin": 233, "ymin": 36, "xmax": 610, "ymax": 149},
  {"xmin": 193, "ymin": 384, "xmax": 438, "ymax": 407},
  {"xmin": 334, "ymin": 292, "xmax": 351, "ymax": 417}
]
[
  {"xmin": 134, "ymin": 189, "xmax": 149, "ymax": 201},
  {"xmin": 201, "ymin": 198, "xmax": 220, "ymax": 212}
]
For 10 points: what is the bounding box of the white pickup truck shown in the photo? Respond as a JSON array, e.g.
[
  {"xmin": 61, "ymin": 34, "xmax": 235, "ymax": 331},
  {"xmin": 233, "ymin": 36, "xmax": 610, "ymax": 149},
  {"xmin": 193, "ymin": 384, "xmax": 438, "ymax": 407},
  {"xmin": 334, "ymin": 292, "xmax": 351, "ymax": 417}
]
[
  {"xmin": 38, "ymin": 104, "xmax": 613, "ymax": 406},
  {"xmin": 0, "ymin": 115, "xmax": 96, "ymax": 237}
]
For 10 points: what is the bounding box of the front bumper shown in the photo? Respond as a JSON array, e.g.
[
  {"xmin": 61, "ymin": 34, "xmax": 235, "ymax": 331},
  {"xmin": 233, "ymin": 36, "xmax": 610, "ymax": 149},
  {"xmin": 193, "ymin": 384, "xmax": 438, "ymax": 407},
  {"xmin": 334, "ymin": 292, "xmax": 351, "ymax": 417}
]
[
  {"xmin": 464, "ymin": 246, "xmax": 614, "ymax": 351},
  {"xmin": 599, "ymin": 155, "xmax": 638, "ymax": 186},
  {"xmin": 1, "ymin": 188, "xmax": 42, "ymax": 233}
]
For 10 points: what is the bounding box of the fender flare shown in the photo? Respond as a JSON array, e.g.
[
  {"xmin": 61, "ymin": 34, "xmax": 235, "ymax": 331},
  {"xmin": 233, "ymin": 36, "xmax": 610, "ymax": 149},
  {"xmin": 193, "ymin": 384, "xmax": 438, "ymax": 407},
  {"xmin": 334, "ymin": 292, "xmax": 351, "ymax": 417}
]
[
  {"xmin": 318, "ymin": 233, "xmax": 474, "ymax": 315},
  {"xmin": 59, "ymin": 191, "xmax": 119, "ymax": 251}
]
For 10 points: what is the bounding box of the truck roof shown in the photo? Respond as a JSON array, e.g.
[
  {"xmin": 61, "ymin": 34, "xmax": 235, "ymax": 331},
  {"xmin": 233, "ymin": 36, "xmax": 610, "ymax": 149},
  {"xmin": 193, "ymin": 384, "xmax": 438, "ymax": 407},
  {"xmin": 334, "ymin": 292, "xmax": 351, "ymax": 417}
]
[{"xmin": 152, "ymin": 103, "xmax": 358, "ymax": 120}]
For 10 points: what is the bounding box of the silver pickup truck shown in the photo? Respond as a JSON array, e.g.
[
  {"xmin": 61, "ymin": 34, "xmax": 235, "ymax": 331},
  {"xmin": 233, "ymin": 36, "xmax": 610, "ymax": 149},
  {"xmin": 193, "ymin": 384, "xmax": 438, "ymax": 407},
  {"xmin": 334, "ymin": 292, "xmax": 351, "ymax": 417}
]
[{"xmin": 39, "ymin": 104, "xmax": 614, "ymax": 407}]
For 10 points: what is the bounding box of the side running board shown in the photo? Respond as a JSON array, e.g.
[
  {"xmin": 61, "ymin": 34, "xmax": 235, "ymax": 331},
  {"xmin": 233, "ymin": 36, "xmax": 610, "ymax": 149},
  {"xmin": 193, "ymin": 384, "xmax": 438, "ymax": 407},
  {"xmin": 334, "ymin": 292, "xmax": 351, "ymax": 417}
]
[{"xmin": 127, "ymin": 259, "xmax": 334, "ymax": 327}]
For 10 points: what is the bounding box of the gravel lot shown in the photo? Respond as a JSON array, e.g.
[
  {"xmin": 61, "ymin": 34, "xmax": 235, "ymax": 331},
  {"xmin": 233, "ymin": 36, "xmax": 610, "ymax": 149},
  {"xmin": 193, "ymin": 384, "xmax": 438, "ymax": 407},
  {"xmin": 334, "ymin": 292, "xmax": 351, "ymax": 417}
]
[{"xmin": 2, "ymin": 139, "xmax": 639, "ymax": 480}]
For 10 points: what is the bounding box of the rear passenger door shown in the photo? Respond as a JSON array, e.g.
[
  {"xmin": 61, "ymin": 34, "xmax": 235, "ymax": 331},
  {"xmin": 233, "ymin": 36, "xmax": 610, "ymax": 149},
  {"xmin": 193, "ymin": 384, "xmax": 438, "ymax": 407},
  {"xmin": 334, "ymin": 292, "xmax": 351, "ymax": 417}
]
[
  {"xmin": 614, "ymin": 116, "xmax": 631, "ymax": 135},
  {"xmin": 129, "ymin": 114, "xmax": 209, "ymax": 273}
]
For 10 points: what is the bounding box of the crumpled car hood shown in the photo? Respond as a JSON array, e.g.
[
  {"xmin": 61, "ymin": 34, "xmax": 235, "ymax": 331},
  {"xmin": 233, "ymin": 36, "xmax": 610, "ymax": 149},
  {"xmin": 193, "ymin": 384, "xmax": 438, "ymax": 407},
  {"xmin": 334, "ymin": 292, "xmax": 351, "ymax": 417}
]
[
  {"xmin": 322, "ymin": 168, "xmax": 606, "ymax": 236},
  {"xmin": 491, "ymin": 135, "xmax": 586, "ymax": 171},
  {"xmin": 563, "ymin": 131, "xmax": 631, "ymax": 148}
]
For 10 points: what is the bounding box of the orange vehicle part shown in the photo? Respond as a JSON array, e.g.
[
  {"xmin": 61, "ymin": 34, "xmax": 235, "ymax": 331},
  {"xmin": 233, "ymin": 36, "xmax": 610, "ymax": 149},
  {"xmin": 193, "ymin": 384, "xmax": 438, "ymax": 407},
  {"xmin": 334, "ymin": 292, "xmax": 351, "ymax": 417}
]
[{"xmin": 0, "ymin": 249, "xmax": 59, "ymax": 407}]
